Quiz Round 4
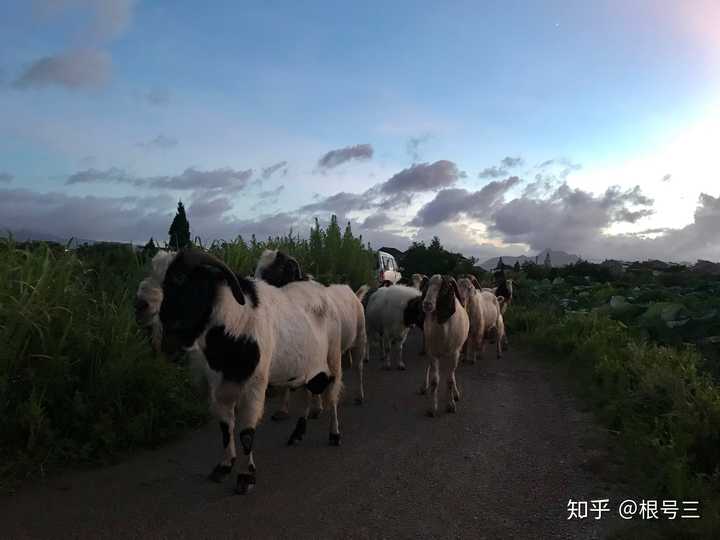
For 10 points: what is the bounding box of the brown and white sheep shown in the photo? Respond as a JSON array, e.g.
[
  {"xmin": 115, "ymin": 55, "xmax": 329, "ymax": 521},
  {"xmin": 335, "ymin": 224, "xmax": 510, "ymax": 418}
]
[{"xmin": 419, "ymin": 274, "xmax": 470, "ymax": 416}]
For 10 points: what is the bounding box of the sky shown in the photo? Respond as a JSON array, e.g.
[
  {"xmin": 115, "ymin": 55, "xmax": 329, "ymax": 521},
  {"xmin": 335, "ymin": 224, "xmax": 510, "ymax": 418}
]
[{"xmin": 1, "ymin": 0, "xmax": 720, "ymax": 263}]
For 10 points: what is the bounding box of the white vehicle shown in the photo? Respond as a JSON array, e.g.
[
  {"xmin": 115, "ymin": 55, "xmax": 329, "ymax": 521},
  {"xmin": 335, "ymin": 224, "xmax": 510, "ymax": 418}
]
[{"xmin": 377, "ymin": 250, "xmax": 402, "ymax": 285}]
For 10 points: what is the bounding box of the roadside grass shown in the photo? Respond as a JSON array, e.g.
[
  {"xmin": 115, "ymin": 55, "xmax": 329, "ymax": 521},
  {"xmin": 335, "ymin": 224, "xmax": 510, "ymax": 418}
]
[
  {"xmin": 0, "ymin": 239, "xmax": 207, "ymax": 491},
  {"xmin": 507, "ymin": 305, "xmax": 720, "ymax": 538}
]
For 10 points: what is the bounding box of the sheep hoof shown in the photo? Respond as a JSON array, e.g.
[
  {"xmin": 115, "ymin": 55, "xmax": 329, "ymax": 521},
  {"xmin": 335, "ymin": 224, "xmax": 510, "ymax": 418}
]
[
  {"xmin": 208, "ymin": 462, "xmax": 234, "ymax": 483},
  {"xmin": 425, "ymin": 409, "xmax": 436, "ymax": 418},
  {"xmin": 363, "ymin": 357, "xmax": 369, "ymax": 364},
  {"xmin": 381, "ymin": 364, "xmax": 392, "ymax": 371},
  {"xmin": 354, "ymin": 396, "xmax": 364, "ymax": 405},
  {"xmin": 397, "ymin": 363, "xmax": 406, "ymax": 371},
  {"xmin": 328, "ymin": 433, "xmax": 341, "ymax": 446},
  {"xmin": 271, "ymin": 410, "xmax": 290, "ymax": 422},
  {"xmin": 235, "ymin": 472, "xmax": 256, "ymax": 495},
  {"xmin": 309, "ymin": 407, "xmax": 323, "ymax": 419},
  {"xmin": 287, "ymin": 418, "xmax": 307, "ymax": 445}
]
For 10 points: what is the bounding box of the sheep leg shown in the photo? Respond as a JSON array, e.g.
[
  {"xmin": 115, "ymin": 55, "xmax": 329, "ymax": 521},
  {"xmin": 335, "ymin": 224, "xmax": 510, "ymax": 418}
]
[
  {"xmin": 326, "ymin": 381, "xmax": 342, "ymax": 446},
  {"xmin": 233, "ymin": 378, "xmax": 266, "ymax": 494},
  {"xmin": 287, "ymin": 391, "xmax": 312, "ymax": 446},
  {"xmin": 426, "ymin": 357, "xmax": 440, "ymax": 417},
  {"xmin": 447, "ymin": 354, "xmax": 461, "ymax": 413},
  {"xmin": 325, "ymin": 347, "xmax": 343, "ymax": 446},
  {"xmin": 271, "ymin": 387, "xmax": 291, "ymax": 421},
  {"xmin": 309, "ymin": 393, "xmax": 324, "ymax": 419},
  {"xmin": 395, "ymin": 328, "xmax": 409, "ymax": 370},
  {"xmin": 208, "ymin": 393, "xmax": 237, "ymax": 482},
  {"xmin": 381, "ymin": 334, "xmax": 392, "ymax": 370},
  {"xmin": 419, "ymin": 363, "xmax": 430, "ymax": 395},
  {"xmin": 349, "ymin": 344, "xmax": 365, "ymax": 405},
  {"xmin": 496, "ymin": 318, "xmax": 506, "ymax": 359}
]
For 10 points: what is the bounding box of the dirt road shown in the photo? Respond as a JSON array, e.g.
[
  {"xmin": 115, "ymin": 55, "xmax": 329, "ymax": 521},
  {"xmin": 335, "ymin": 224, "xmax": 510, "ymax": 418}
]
[{"xmin": 1, "ymin": 333, "xmax": 621, "ymax": 539}]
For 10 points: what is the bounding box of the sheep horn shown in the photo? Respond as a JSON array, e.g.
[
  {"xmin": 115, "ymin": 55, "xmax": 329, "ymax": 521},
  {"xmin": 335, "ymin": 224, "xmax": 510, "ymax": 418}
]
[{"xmin": 178, "ymin": 249, "xmax": 246, "ymax": 305}]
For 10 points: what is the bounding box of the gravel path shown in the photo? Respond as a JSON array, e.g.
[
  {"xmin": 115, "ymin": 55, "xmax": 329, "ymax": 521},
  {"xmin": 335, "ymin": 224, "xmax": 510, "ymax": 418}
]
[{"xmin": 1, "ymin": 333, "xmax": 621, "ymax": 539}]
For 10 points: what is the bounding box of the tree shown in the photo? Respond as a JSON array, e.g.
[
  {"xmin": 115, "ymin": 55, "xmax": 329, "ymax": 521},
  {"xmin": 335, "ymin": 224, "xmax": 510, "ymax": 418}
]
[
  {"xmin": 513, "ymin": 261, "xmax": 521, "ymax": 273},
  {"xmin": 495, "ymin": 257, "xmax": 504, "ymax": 271},
  {"xmin": 168, "ymin": 201, "xmax": 191, "ymax": 250},
  {"xmin": 544, "ymin": 251, "xmax": 552, "ymax": 268},
  {"xmin": 142, "ymin": 237, "xmax": 158, "ymax": 259}
]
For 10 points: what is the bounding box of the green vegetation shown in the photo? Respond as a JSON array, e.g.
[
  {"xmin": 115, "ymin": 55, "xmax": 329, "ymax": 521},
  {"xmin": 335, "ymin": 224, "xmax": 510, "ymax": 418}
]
[
  {"xmin": 507, "ymin": 261, "xmax": 720, "ymax": 537},
  {"xmin": 0, "ymin": 214, "xmax": 378, "ymax": 488},
  {"xmin": 0, "ymin": 239, "xmax": 207, "ymax": 490}
]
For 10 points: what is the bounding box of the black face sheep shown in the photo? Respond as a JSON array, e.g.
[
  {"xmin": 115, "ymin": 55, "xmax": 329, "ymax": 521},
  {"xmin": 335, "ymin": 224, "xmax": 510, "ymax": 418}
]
[
  {"xmin": 419, "ymin": 274, "xmax": 470, "ymax": 416},
  {"xmin": 135, "ymin": 249, "xmax": 344, "ymax": 494}
]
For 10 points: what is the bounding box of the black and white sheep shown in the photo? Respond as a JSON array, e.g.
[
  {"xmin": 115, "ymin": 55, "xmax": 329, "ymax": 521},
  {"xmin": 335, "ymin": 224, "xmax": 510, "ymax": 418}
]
[
  {"xmin": 357, "ymin": 283, "xmax": 421, "ymax": 370},
  {"xmin": 419, "ymin": 274, "xmax": 470, "ymax": 416},
  {"xmin": 135, "ymin": 249, "xmax": 344, "ymax": 494},
  {"xmin": 254, "ymin": 249, "xmax": 367, "ymax": 419}
]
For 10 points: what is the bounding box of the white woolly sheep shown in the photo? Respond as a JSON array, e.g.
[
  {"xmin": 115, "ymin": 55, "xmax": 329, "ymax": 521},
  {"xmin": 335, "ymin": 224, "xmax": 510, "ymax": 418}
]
[
  {"xmin": 419, "ymin": 274, "xmax": 470, "ymax": 416},
  {"xmin": 135, "ymin": 249, "xmax": 344, "ymax": 495},
  {"xmin": 254, "ymin": 249, "xmax": 367, "ymax": 420},
  {"xmin": 457, "ymin": 277, "xmax": 506, "ymax": 363},
  {"xmin": 357, "ymin": 283, "xmax": 421, "ymax": 370}
]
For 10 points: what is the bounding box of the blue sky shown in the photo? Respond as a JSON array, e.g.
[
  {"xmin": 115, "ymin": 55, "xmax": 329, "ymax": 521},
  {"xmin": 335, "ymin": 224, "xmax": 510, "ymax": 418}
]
[{"xmin": 1, "ymin": 0, "xmax": 720, "ymax": 262}]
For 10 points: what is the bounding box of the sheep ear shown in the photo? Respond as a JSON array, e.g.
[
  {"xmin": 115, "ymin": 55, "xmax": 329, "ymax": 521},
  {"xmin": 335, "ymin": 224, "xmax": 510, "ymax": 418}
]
[
  {"xmin": 285, "ymin": 258, "xmax": 303, "ymax": 282},
  {"xmin": 470, "ymin": 276, "xmax": 481, "ymax": 290},
  {"xmin": 435, "ymin": 276, "xmax": 457, "ymax": 324},
  {"xmin": 496, "ymin": 295, "xmax": 505, "ymax": 305},
  {"xmin": 449, "ymin": 277, "xmax": 463, "ymax": 306}
]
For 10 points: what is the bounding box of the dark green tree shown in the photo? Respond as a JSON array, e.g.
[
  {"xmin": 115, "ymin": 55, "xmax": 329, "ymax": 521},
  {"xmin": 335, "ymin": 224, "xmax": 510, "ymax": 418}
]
[
  {"xmin": 142, "ymin": 237, "xmax": 158, "ymax": 259},
  {"xmin": 168, "ymin": 201, "xmax": 191, "ymax": 250},
  {"xmin": 513, "ymin": 261, "xmax": 521, "ymax": 273}
]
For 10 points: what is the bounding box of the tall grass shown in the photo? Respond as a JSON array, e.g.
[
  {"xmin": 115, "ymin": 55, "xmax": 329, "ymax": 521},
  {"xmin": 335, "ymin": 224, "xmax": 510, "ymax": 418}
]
[
  {"xmin": 0, "ymin": 239, "xmax": 207, "ymax": 488},
  {"xmin": 507, "ymin": 306, "xmax": 720, "ymax": 538}
]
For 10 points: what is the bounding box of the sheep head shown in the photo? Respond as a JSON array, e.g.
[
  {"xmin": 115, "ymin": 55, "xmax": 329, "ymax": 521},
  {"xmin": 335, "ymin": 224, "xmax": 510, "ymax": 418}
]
[
  {"xmin": 254, "ymin": 249, "xmax": 304, "ymax": 287},
  {"xmin": 158, "ymin": 249, "xmax": 246, "ymax": 353},
  {"xmin": 423, "ymin": 274, "xmax": 461, "ymax": 324}
]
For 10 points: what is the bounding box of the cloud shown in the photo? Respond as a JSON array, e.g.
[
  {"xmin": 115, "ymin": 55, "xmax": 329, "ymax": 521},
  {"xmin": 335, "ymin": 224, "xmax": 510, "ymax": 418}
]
[
  {"xmin": 478, "ymin": 166, "xmax": 506, "ymax": 179},
  {"xmin": 500, "ymin": 156, "xmax": 523, "ymax": 169},
  {"xmin": 662, "ymin": 173, "xmax": 672, "ymax": 182},
  {"xmin": 65, "ymin": 167, "xmax": 142, "ymax": 186},
  {"xmin": 13, "ymin": 49, "xmax": 111, "ymax": 90},
  {"xmin": 361, "ymin": 212, "xmax": 391, "ymax": 230},
  {"xmin": 189, "ymin": 195, "xmax": 233, "ymax": 219},
  {"xmin": 300, "ymin": 191, "xmax": 373, "ymax": 215},
  {"xmin": 409, "ymin": 176, "xmax": 522, "ymax": 227},
  {"xmin": 32, "ymin": 0, "xmax": 136, "ymax": 40},
  {"xmin": 261, "ymin": 161, "xmax": 288, "ymax": 180},
  {"xmin": 478, "ymin": 156, "xmax": 525, "ymax": 179},
  {"xmin": 137, "ymin": 134, "xmax": 179, "ymax": 150},
  {"xmin": 258, "ymin": 185, "xmax": 285, "ymax": 199},
  {"xmin": 380, "ymin": 160, "xmax": 460, "ymax": 194},
  {"xmin": 144, "ymin": 87, "xmax": 171, "ymax": 106},
  {"xmin": 490, "ymin": 183, "xmax": 654, "ymax": 253},
  {"xmin": 317, "ymin": 144, "xmax": 373, "ymax": 170},
  {"xmin": 149, "ymin": 167, "xmax": 254, "ymax": 192},
  {"xmin": 64, "ymin": 165, "xmax": 254, "ymax": 192},
  {"xmin": 406, "ymin": 134, "xmax": 432, "ymax": 163},
  {"xmin": 0, "ymin": 172, "xmax": 14, "ymax": 183}
]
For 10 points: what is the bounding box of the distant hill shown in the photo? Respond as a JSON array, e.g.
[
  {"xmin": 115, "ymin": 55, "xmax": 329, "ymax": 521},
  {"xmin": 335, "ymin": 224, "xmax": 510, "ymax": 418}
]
[
  {"xmin": 1, "ymin": 227, "xmax": 97, "ymax": 247},
  {"xmin": 480, "ymin": 249, "xmax": 580, "ymax": 270}
]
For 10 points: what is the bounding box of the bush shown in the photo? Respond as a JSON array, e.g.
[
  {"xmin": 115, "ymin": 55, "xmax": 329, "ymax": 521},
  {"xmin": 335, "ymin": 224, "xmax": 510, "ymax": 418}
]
[
  {"xmin": 507, "ymin": 306, "xmax": 720, "ymax": 537},
  {"xmin": 0, "ymin": 240, "xmax": 207, "ymax": 488}
]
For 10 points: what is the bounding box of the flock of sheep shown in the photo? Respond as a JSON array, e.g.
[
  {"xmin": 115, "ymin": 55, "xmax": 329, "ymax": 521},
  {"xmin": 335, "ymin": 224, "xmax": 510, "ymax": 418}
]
[{"xmin": 134, "ymin": 248, "xmax": 512, "ymax": 494}]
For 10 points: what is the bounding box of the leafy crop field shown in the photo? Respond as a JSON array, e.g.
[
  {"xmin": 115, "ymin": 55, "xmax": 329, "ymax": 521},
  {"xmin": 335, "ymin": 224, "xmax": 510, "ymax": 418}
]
[{"xmin": 506, "ymin": 261, "xmax": 720, "ymax": 537}]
